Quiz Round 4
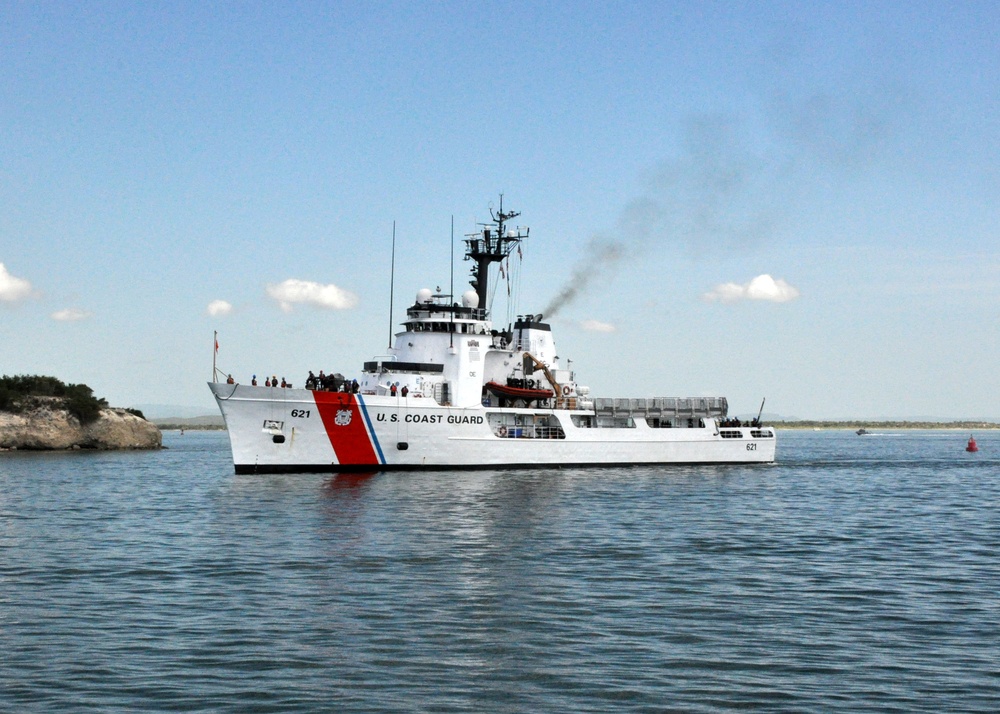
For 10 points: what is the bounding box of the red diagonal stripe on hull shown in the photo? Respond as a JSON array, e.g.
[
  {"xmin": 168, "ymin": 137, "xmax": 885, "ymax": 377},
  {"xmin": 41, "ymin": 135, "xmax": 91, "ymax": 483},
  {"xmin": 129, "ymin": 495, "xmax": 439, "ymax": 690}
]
[{"xmin": 313, "ymin": 391, "xmax": 379, "ymax": 466}]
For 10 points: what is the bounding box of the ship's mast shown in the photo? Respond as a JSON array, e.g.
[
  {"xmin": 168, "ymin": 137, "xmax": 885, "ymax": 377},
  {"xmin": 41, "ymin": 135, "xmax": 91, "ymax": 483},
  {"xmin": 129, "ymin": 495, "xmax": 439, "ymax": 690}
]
[{"xmin": 464, "ymin": 195, "xmax": 528, "ymax": 311}]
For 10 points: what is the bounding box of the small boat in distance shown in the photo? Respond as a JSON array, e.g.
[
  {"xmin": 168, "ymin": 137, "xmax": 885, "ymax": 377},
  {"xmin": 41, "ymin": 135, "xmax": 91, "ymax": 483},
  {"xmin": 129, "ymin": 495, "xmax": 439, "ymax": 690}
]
[{"xmin": 210, "ymin": 198, "xmax": 777, "ymax": 473}]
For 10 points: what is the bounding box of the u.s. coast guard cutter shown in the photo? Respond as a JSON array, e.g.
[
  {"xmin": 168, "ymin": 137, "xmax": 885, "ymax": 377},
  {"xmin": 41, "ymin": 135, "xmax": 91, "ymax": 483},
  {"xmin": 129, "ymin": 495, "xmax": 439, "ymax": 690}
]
[{"xmin": 210, "ymin": 200, "xmax": 776, "ymax": 472}]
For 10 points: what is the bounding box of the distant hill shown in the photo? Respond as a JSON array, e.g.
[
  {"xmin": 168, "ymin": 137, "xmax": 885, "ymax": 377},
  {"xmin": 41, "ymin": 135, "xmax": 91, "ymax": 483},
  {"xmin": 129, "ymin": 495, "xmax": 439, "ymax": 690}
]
[
  {"xmin": 770, "ymin": 420, "xmax": 1000, "ymax": 430},
  {"xmin": 135, "ymin": 403, "xmax": 218, "ymax": 419},
  {"xmin": 137, "ymin": 403, "xmax": 226, "ymax": 429},
  {"xmin": 739, "ymin": 412, "xmax": 1000, "ymax": 423},
  {"xmin": 152, "ymin": 415, "xmax": 225, "ymax": 429}
]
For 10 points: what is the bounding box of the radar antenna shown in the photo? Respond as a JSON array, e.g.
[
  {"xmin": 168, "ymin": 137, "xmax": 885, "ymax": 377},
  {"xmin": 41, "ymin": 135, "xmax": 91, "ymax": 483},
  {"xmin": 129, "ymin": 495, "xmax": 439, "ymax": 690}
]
[{"xmin": 463, "ymin": 194, "xmax": 528, "ymax": 311}]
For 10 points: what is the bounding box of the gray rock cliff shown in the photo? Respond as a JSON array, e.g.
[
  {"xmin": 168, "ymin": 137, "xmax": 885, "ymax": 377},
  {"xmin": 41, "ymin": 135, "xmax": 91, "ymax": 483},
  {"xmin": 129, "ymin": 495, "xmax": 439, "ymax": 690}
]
[{"xmin": 0, "ymin": 404, "xmax": 162, "ymax": 451}]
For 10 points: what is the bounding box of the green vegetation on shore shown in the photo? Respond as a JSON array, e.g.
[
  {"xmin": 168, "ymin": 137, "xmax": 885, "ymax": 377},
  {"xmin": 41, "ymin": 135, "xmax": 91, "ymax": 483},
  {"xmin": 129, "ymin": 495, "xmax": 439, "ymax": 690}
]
[{"xmin": 0, "ymin": 374, "xmax": 141, "ymax": 426}]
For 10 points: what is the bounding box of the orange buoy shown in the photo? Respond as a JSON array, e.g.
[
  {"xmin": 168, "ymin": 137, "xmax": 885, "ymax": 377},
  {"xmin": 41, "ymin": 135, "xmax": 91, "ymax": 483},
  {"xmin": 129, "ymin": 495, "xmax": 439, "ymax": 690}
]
[{"xmin": 966, "ymin": 436, "xmax": 979, "ymax": 453}]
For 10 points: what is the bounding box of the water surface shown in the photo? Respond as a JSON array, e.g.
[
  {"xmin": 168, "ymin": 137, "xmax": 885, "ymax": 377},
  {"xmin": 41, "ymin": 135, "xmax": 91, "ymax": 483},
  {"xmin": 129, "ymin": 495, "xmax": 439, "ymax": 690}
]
[{"xmin": 2, "ymin": 430, "xmax": 998, "ymax": 712}]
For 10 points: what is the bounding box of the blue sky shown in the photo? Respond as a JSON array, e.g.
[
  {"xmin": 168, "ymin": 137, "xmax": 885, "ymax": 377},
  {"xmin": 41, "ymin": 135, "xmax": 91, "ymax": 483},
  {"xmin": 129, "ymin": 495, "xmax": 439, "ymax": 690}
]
[{"xmin": 2, "ymin": 1, "xmax": 998, "ymax": 419}]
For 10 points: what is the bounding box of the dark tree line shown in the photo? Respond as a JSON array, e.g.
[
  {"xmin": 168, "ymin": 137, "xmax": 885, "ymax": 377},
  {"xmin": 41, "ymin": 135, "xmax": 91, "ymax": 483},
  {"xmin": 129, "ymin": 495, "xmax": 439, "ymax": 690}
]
[{"xmin": 0, "ymin": 375, "xmax": 111, "ymax": 425}]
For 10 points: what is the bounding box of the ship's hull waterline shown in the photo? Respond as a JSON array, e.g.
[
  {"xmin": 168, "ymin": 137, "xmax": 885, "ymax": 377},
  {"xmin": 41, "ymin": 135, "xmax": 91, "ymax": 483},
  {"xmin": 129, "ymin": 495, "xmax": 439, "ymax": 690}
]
[{"xmin": 211, "ymin": 383, "xmax": 776, "ymax": 473}]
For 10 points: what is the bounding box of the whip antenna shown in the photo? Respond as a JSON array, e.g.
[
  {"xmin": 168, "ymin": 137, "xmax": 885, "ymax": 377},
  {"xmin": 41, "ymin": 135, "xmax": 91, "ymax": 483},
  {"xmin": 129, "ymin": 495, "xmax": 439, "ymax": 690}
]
[
  {"xmin": 449, "ymin": 215, "xmax": 454, "ymax": 348},
  {"xmin": 388, "ymin": 221, "xmax": 396, "ymax": 350}
]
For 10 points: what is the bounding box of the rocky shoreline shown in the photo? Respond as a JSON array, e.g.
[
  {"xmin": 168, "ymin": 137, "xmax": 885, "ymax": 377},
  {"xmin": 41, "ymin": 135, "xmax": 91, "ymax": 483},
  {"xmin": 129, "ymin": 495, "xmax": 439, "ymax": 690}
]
[{"xmin": 0, "ymin": 404, "xmax": 162, "ymax": 451}]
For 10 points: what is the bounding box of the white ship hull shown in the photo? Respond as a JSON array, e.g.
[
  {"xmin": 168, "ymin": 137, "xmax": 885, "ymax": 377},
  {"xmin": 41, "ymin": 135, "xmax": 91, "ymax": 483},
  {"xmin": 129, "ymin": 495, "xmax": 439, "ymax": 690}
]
[{"xmin": 210, "ymin": 383, "xmax": 776, "ymax": 473}]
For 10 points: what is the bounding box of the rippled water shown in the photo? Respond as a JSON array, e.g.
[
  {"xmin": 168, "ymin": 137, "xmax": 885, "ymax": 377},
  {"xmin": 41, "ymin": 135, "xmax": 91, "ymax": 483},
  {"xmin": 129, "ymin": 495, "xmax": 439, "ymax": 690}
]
[{"xmin": 2, "ymin": 430, "xmax": 998, "ymax": 712}]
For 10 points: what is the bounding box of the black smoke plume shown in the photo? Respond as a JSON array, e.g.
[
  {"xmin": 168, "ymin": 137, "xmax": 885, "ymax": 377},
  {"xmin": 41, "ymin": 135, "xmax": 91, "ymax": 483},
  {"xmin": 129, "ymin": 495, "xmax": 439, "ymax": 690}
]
[{"xmin": 543, "ymin": 238, "xmax": 624, "ymax": 318}]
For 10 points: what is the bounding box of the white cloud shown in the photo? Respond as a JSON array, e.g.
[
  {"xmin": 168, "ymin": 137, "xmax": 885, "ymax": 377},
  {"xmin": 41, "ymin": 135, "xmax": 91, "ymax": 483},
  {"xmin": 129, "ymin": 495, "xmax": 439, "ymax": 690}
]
[
  {"xmin": 207, "ymin": 299, "xmax": 233, "ymax": 317},
  {"xmin": 266, "ymin": 279, "xmax": 359, "ymax": 312},
  {"xmin": 580, "ymin": 319, "xmax": 617, "ymax": 333},
  {"xmin": 703, "ymin": 274, "xmax": 800, "ymax": 303},
  {"xmin": 0, "ymin": 263, "xmax": 34, "ymax": 303},
  {"xmin": 51, "ymin": 307, "xmax": 91, "ymax": 322}
]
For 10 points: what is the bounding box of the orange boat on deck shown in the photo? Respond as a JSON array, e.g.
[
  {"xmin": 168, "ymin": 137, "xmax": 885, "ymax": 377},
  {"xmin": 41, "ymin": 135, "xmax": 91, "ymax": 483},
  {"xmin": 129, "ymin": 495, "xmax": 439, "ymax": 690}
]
[{"xmin": 485, "ymin": 380, "xmax": 554, "ymax": 403}]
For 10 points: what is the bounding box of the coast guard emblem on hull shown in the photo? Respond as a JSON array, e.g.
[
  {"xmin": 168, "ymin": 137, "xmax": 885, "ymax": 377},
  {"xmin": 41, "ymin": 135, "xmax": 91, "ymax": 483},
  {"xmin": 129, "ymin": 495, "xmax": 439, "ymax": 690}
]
[{"xmin": 334, "ymin": 409, "xmax": 353, "ymax": 426}]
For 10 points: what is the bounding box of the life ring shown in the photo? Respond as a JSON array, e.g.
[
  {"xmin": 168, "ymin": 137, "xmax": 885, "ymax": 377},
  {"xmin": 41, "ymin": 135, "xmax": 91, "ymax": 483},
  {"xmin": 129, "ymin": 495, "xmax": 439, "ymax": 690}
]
[
  {"xmin": 498, "ymin": 425, "xmax": 507, "ymax": 437},
  {"xmin": 562, "ymin": 385, "xmax": 572, "ymax": 396}
]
